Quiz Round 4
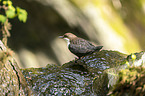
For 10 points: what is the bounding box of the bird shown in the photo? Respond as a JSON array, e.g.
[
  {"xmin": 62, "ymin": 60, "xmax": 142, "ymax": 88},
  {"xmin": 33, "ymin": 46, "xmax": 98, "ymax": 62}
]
[{"xmin": 59, "ymin": 33, "xmax": 103, "ymax": 59}]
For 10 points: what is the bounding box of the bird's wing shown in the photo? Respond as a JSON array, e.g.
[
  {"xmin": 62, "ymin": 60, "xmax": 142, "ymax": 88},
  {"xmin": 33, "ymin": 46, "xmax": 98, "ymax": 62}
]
[
  {"xmin": 70, "ymin": 38, "xmax": 95, "ymax": 53},
  {"xmin": 69, "ymin": 44, "xmax": 90, "ymax": 54},
  {"xmin": 76, "ymin": 38, "xmax": 96, "ymax": 49},
  {"xmin": 78, "ymin": 38, "xmax": 103, "ymax": 51}
]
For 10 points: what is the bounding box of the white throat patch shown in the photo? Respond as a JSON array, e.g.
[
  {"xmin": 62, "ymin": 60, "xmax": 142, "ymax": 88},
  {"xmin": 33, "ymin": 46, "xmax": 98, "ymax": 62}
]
[{"xmin": 64, "ymin": 38, "xmax": 70, "ymax": 46}]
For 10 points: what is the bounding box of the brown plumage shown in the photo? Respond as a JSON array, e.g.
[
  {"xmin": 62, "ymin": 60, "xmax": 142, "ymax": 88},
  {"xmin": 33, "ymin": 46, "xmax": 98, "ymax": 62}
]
[{"xmin": 59, "ymin": 33, "xmax": 103, "ymax": 58}]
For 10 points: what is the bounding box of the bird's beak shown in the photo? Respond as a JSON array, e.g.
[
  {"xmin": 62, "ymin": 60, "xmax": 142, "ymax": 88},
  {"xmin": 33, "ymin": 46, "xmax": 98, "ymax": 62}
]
[{"xmin": 59, "ymin": 36, "xmax": 64, "ymax": 38}]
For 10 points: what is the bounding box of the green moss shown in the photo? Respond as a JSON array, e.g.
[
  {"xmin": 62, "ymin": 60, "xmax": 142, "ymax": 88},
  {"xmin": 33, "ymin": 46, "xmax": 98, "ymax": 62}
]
[{"xmin": 109, "ymin": 65, "xmax": 145, "ymax": 96}]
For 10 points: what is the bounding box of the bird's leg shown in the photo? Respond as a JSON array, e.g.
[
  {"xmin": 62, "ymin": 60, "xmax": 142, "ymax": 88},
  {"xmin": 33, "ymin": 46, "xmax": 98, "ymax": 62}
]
[
  {"xmin": 74, "ymin": 56, "xmax": 85, "ymax": 63},
  {"xmin": 74, "ymin": 57, "xmax": 79, "ymax": 63}
]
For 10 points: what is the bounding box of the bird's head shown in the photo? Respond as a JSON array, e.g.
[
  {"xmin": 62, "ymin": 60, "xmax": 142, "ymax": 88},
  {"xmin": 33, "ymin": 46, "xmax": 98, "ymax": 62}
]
[
  {"xmin": 59, "ymin": 33, "xmax": 77, "ymax": 46},
  {"xmin": 59, "ymin": 33, "xmax": 77, "ymax": 40}
]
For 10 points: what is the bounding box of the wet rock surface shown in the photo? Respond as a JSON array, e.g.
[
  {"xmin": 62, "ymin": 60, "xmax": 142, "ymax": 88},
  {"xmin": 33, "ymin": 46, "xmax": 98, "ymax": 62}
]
[
  {"xmin": 63, "ymin": 50, "xmax": 127, "ymax": 75},
  {"xmin": 21, "ymin": 50, "xmax": 128, "ymax": 95},
  {"xmin": 1, "ymin": 46, "xmax": 144, "ymax": 95},
  {"xmin": 93, "ymin": 51, "xmax": 145, "ymax": 96},
  {"xmin": 22, "ymin": 66, "xmax": 94, "ymax": 95}
]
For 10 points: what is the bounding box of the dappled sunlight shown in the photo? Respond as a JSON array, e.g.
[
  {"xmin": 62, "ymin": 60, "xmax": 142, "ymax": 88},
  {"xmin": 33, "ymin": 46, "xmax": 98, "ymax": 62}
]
[{"xmin": 71, "ymin": 0, "xmax": 142, "ymax": 53}]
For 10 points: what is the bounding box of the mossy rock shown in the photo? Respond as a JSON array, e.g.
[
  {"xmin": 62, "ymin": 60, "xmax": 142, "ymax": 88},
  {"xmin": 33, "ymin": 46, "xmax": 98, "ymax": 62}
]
[
  {"xmin": 0, "ymin": 41, "xmax": 32, "ymax": 96},
  {"xmin": 21, "ymin": 50, "xmax": 128, "ymax": 95},
  {"xmin": 108, "ymin": 66, "xmax": 145, "ymax": 96},
  {"xmin": 92, "ymin": 51, "xmax": 145, "ymax": 96},
  {"xmin": 62, "ymin": 50, "xmax": 127, "ymax": 75}
]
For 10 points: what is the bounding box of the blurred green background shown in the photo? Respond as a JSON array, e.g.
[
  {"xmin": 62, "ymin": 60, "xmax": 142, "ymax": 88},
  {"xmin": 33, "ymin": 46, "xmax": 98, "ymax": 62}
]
[{"xmin": 7, "ymin": 0, "xmax": 145, "ymax": 68}]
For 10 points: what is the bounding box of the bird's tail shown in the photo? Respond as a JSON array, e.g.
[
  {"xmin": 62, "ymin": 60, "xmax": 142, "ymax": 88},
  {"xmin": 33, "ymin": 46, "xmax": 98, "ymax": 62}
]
[{"xmin": 94, "ymin": 46, "xmax": 103, "ymax": 52}]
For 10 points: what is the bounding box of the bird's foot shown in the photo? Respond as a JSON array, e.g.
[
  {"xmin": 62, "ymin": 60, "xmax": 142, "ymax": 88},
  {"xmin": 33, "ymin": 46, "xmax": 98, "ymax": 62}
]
[
  {"xmin": 74, "ymin": 56, "xmax": 86, "ymax": 63},
  {"xmin": 74, "ymin": 57, "xmax": 80, "ymax": 63}
]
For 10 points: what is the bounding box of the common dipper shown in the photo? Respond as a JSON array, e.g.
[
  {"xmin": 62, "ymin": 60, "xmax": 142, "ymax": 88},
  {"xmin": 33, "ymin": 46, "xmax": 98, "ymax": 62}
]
[{"xmin": 59, "ymin": 33, "xmax": 103, "ymax": 59}]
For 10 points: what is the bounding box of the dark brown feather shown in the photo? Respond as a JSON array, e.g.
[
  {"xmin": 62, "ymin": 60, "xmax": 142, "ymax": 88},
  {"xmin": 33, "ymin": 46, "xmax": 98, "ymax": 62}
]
[{"xmin": 69, "ymin": 37, "xmax": 103, "ymax": 58}]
